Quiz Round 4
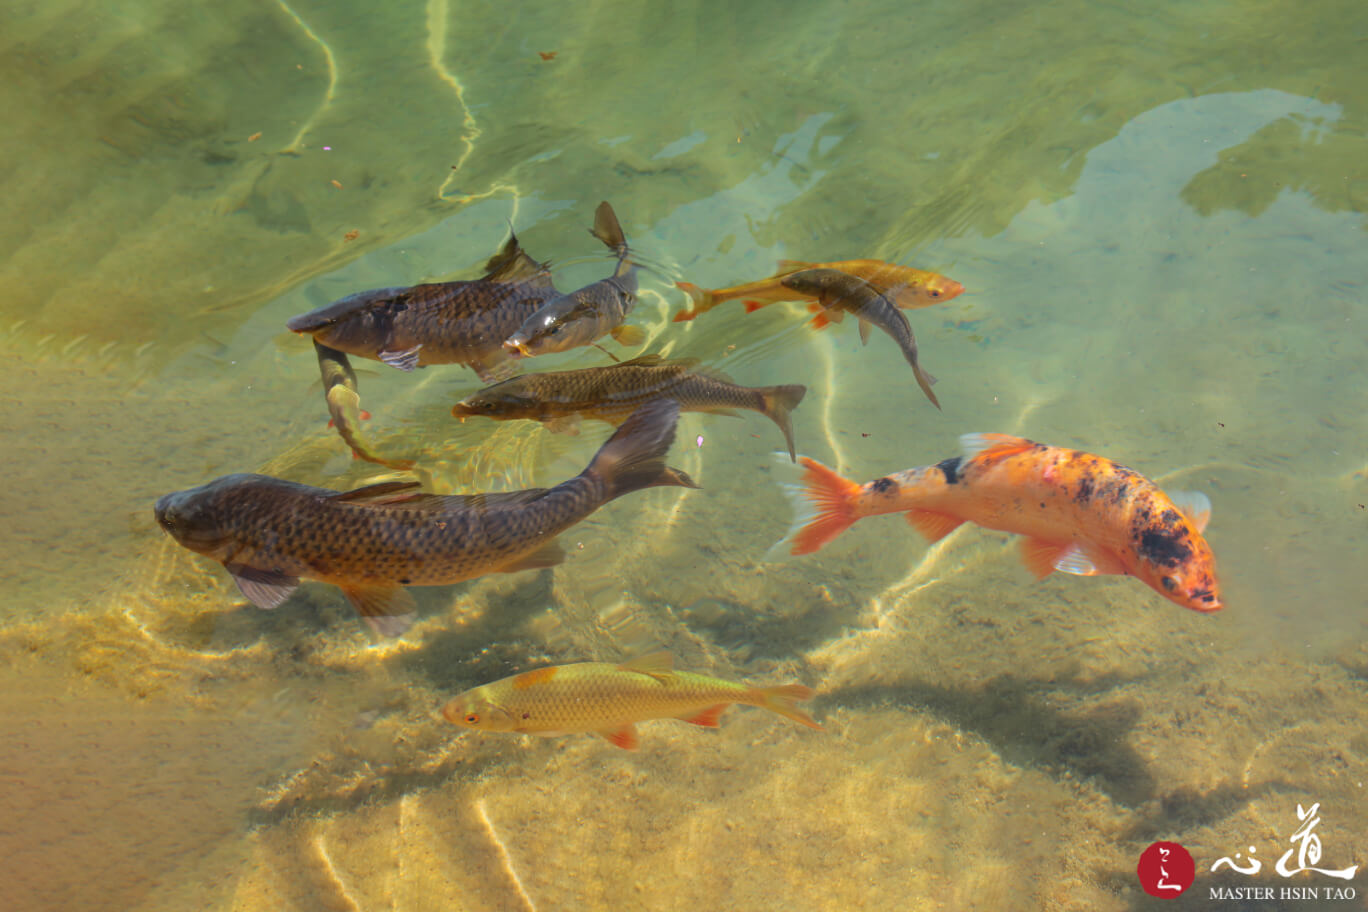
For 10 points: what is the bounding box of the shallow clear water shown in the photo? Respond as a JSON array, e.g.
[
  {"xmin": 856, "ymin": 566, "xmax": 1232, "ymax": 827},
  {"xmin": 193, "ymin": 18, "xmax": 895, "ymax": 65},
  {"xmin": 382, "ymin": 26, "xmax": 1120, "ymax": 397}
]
[{"xmin": 1, "ymin": 1, "xmax": 1366, "ymax": 909}]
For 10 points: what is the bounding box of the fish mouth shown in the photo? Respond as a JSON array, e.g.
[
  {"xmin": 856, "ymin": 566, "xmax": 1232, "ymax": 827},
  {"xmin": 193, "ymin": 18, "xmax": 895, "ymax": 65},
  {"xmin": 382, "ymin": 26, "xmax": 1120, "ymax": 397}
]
[{"xmin": 502, "ymin": 338, "xmax": 532, "ymax": 359}]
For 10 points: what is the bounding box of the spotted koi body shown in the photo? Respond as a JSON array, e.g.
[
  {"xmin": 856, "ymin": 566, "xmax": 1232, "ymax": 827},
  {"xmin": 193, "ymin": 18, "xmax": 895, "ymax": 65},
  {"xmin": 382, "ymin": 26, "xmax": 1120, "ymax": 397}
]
[{"xmin": 773, "ymin": 433, "xmax": 1222, "ymax": 613}]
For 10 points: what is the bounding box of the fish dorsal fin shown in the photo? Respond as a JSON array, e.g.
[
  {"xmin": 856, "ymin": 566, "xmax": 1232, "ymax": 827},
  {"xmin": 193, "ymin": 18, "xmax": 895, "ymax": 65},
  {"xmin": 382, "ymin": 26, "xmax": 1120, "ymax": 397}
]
[
  {"xmin": 590, "ymin": 201, "xmax": 627, "ymax": 254},
  {"xmin": 959, "ymin": 433, "xmax": 1036, "ymax": 462},
  {"xmin": 613, "ymin": 353, "xmax": 672, "ymax": 368},
  {"xmin": 775, "ymin": 259, "xmax": 813, "ymax": 273},
  {"xmin": 331, "ymin": 481, "xmax": 425, "ymax": 505},
  {"xmin": 445, "ymin": 489, "xmax": 552, "ymax": 510},
  {"xmin": 619, "ymin": 651, "xmax": 675, "ymax": 683},
  {"xmin": 482, "ymin": 233, "xmax": 553, "ymax": 286},
  {"xmin": 1166, "ymin": 490, "xmax": 1212, "ymax": 533}
]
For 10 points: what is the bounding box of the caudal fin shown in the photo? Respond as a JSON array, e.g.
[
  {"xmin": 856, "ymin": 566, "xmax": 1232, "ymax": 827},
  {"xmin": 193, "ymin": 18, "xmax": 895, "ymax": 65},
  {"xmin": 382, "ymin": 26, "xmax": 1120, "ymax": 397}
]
[
  {"xmin": 766, "ymin": 455, "xmax": 862, "ymax": 559},
  {"xmin": 672, "ymin": 282, "xmax": 714, "ymax": 322},
  {"xmin": 757, "ymin": 384, "xmax": 807, "ymax": 462},
  {"xmin": 585, "ymin": 399, "xmax": 698, "ymax": 501},
  {"xmin": 751, "ymin": 683, "xmax": 823, "ymax": 731}
]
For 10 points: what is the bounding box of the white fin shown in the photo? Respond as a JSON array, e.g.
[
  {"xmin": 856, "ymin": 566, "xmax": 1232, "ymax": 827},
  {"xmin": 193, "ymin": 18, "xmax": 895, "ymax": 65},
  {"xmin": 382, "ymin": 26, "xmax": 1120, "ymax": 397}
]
[
  {"xmin": 1167, "ymin": 490, "xmax": 1212, "ymax": 533},
  {"xmin": 763, "ymin": 452, "xmax": 815, "ymax": 563},
  {"xmin": 379, "ymin": 345, "xmax": 422, "ymax": 372},
  {"xmin": 858, "ymin": 318, "xmax": 872, "ymax": 346},
  {"xmin": 1053, "ymin": 543, "xmax": 1125, "ymax": 576}
]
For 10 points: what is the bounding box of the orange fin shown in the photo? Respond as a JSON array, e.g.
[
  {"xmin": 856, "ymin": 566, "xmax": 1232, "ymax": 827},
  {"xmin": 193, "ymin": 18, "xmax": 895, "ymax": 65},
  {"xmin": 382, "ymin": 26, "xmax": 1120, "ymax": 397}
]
[
  {"xmin": 905, "ymin": 509, "xmax": 964, "ymax": 542},
  {"xmin": 810, "ymin": 313, "xmax": 831, "ymax": 330},
  {"xmin": 753, "ymin": 684, "xmax": 823, "ymax": 731},
  {"xmin": 768, "ymin": 456, "xmax": 862, "ymax": 557},
  {"xmin": 959, "ymin": 433, "xmax": 1037, "ymax": 463},
  {"xmin": 743, "ymin": 300, "xmax": 770, "ymax": 313},
  {"xmin": 619, "ymin": 651, "xmax": 675, "ymax": 682},
  {"xmin": 677, "ymin": 704, "xmax": 727, "ymax": 728},
  {"xmin": 672, "ymin": 309, "xmax": 697, "ymax": 322},
  {"xmin": 1019, "ymin": 538, "xmax": 1071, "ymax": 580},
  {"xmin": 806, "ymin": 302, "xmax": 822, "ymax": 313},
  {"xmin": 598, "ymin": 724, "xmax": 639, "ymax": 750}
]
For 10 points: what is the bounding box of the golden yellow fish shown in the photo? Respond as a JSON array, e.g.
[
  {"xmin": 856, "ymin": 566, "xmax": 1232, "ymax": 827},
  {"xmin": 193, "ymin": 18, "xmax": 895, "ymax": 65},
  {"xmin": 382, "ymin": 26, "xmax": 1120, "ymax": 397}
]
[{"xmin": 443, "ymin": 652, "xmax": 822, "ymax": 749}]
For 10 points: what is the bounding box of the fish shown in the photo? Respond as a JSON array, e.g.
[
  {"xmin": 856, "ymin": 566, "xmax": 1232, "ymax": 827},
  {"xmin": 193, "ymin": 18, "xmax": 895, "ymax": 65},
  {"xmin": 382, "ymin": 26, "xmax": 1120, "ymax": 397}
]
[
  {"xmin": 442, "ymin": 651, "xmax": 822, "ymax": 750},
  {"xmin": 672, "ymin": 258, "xmax": 963, "ymax": 322},
  {"xmin": 154, "ymin": 399, "xmax": 697, "ymax": 636},
  {"xmin": 779, "ymin": 268, "xmax": 940, "ymax": 410},
  {"xmin": 770, "ymin": 433, "xmax": 1223, "ymax": 613},
  {"xmin": 285, "ymin": 231, "xmax": 560, "ymax": 381},
  {"xmin": 503, "ymin": 202, "xmax": 646, "ymax": 358},
  {"xmin": 314, "ymin": 340, "xmax": 416, "ymax": 471},
  {"xmin": 451, "ymin": 353, "xmax": 808, "ymax": 459}
]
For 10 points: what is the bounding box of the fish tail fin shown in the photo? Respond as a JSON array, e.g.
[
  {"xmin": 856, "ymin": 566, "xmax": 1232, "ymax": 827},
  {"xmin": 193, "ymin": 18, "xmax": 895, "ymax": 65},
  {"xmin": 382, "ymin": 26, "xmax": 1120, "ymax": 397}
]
[
  {"xmin": 765, "ymin": 455, "xmax": 862, "ymax": 559},
  {"xmin": 672, "ymin": 282, "xmax": 713, "ymax": 321},
  {"xmin": 584, "ymin": 399, "xmax": 697, "ymax": 502},
  {"xmin": 750, "ymin": 683, "xmax": 822, "ymax": 730},
  {"xmin": 757, "ymin": 385, "xmax": 808, "ymax": 462}
]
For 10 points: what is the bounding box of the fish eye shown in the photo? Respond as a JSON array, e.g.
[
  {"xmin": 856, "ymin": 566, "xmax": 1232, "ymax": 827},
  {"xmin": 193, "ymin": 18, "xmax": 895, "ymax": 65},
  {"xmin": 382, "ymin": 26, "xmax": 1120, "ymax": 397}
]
[
  {"xmin": 464, "ymin": 713, "xmax": 480, "ymax": 724},
  {"xmin": 1161, "ymin": 576, "xmax": 1178, "ymax": 591}
]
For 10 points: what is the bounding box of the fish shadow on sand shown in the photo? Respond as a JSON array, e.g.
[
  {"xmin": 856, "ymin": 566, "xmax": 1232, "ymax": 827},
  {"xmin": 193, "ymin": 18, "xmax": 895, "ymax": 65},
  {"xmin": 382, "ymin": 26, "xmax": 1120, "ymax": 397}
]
[
  {"xmin": 390, "ymin": 569, "xmax": 556, "ymax": 693},
  {"xmin": 827, "ymin": 672, "xmax": 1157, "ymax": 808}
]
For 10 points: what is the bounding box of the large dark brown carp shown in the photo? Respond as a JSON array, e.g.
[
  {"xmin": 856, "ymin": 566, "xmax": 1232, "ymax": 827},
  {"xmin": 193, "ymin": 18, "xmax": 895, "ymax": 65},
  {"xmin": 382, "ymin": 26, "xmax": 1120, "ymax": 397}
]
[{"xmin": 154, "ymin": 400, "xmax": 696, "ymax": 635}]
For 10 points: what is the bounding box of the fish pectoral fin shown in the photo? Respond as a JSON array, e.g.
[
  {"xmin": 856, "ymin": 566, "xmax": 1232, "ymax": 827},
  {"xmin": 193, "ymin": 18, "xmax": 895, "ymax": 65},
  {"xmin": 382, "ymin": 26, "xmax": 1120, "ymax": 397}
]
[
  {"xmin": 597, "ymin": 724, "xmax": 639, "ymax": 750},
  {"xmin": 744, "ymin": 300, "xmax": 771, "ymax": 313},
  {"xmin": 858, "ymin": 318, "xmax": 873, "ymax": 347},
  {"xmin": 543, "ymin": 414, "xmax": 582, "ymax": 436},
  {"xmin": 905, "ymin": 510, "xmax": 964, "ymax": 543},
  {"xmin": 331, "ymin": 481, "xmax": 425, "ymax": 505},
  {"xmin": 378, "ymin": 345, "xmax": 423, "ymax": 372},
  {"xmin": 341, "ymin": 585, "xmax": 417, "ymax": 637},
  {"xmin": 618, "ymin": 651, "xmax": 675, "ymax": 683},
  {"xmin": 677, "ymin": 704, "xmax": 728, "ymax": 728},
  {"xmin": 1018, "ymin": 538, "xmax": 1070, "ymax": 580},
  {"xmin": 810, "ymin": 313, "xmax": 832, "ymax": 330},
  {"xmin": 226, "ymin": 565, "xmax": 299, "ymax": 610},
  {"xmin": 1166, "ymin": 490, "xmax": 1213, "ymax": 533},
  {"xmin": 499, "ymin": 540, "xmax": 566, "ymax": 573},
  {"xmin": 609, "ymin": 324, "xmax": 646, "ymax": 346},
  {"xmin": 1052, "ymin": 543, "xmax": 1126, "ymax": 577}
]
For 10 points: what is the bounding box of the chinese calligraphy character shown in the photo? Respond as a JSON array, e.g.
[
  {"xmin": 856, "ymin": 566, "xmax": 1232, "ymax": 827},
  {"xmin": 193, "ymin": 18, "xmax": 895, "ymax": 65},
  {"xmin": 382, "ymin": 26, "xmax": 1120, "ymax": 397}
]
[
  {"xmin": 1274, "ymin": 803, "xmax": 1358, "ymax": 880},
  {"xmin": 1156, "ymin": 846, "xmax": 1183, "ymax": 890},
  {"xmin": 1211, "ymin": 846, "xmax": 1262, "ymax": 875}
]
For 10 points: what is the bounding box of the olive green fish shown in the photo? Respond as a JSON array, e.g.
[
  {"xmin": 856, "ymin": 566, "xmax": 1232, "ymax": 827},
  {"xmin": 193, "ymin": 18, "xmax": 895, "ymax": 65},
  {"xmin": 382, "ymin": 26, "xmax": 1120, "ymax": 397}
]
[
  {"xmin": 780, "ymin": 267, "xmax": 941, "ymax": 410},
  {"xmin": 503, "ymin": 202, "xmax": 645, "ymax": 358},
  {"xmin": 154, "ymin": 400, "xmax": 696, "ymax": 636},
  {"xmin": 443, "ymin": 651, "xmax": 822, "ymax": 749},
  {"xmin": 452, "ymin": 353, "xmax": 807, "ymax": 460},
  {"xmin": 286, "ymin": 232, "xmax": 560, "ymax": 381},
  {"xmin": 314, "ymin": 340, "xmax": 416, "ymax": 471}
]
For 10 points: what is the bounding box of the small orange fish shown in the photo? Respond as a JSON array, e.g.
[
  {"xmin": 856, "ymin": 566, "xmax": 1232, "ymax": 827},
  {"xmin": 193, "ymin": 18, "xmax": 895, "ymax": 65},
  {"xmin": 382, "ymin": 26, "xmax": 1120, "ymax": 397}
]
[
  {"xmin": 772, "ymin": 433, "xmax": 1222, "ymax": 613},
  {"xmin": 443, "ymin": 652, "xmax": 822, "ymax": 749},
  {"xmin": 673, "ymin": 258, "xmax": 963, "ymax": 322}
]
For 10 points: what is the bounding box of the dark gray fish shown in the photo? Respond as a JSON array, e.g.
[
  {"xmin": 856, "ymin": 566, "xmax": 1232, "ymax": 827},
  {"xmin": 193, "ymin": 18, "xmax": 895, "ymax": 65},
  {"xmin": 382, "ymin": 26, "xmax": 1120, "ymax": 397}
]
[
  {"xmin": 503, "ymin": 202, "xmax": 645, "ymax": 358},
  {"xmin": 154, "ymin": 400, "xmax": 696, "ymax": 636},
  {"xmin": 452, "ymin": 354, "xmax": 807, "ymax": 460},
  {"xmin": 780, "ymin": 267, "xmax": 940, "ymax": 410},
  {"xmin": 286, "ymin": 233, "xmax": 559, "ymax": 381}
]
